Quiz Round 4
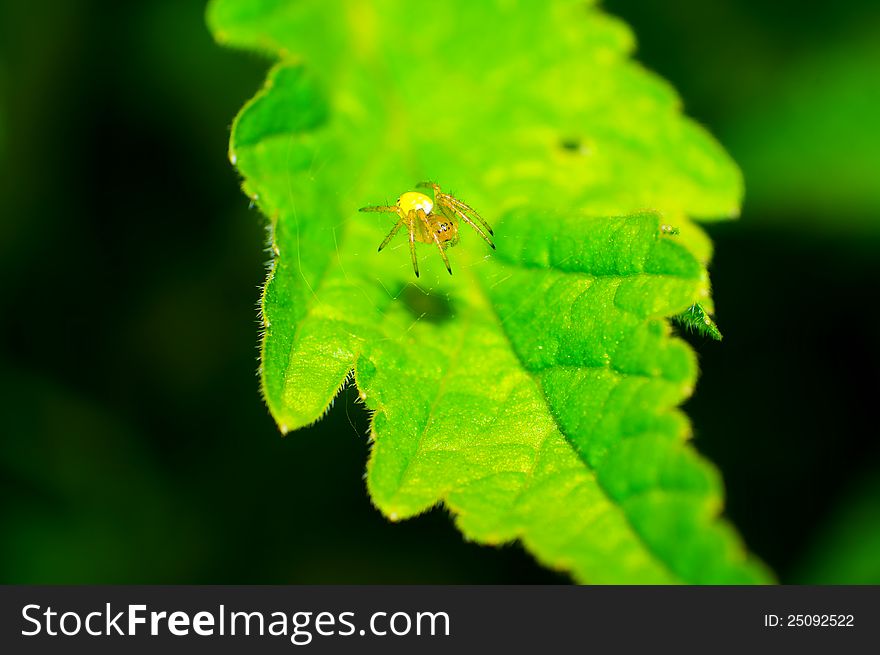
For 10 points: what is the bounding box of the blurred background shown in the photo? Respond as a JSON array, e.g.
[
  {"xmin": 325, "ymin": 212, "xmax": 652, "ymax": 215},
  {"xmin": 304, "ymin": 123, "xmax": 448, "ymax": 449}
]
[{"xmin": 0, "ymin": 0, "xmax": 877, "ymax": 583}]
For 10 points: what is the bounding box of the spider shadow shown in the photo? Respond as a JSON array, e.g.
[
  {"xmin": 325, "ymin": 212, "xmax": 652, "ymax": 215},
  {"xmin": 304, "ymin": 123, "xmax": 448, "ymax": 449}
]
[{"xmin": 394, "ymin": 283, "xmax": 456, "ymax": 324}]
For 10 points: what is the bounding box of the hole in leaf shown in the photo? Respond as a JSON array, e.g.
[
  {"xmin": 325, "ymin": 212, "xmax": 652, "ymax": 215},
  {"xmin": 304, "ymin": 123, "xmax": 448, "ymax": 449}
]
[{"xmin": 559, "ymin": 137, "xmax": 582, "ymax": 152}]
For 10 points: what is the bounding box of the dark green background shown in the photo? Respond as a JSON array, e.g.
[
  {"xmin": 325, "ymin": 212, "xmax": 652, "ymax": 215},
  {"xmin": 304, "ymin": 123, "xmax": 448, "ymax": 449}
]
[{"xmin": 1, "ymin": 0, "xmax": 878, "ymax": 583}]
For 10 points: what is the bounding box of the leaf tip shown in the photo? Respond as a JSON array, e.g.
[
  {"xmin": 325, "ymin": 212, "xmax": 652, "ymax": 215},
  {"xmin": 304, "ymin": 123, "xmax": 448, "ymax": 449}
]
[{"xmin": 673, "ymin": 303, "xmax": 724, "ymax": 341}]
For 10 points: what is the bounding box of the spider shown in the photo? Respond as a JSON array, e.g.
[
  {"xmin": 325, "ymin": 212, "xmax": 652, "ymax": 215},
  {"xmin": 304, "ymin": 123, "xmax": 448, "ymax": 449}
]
[{"xmin": 359, "ymin": 181, "xmax": 494, "ymax": 277}]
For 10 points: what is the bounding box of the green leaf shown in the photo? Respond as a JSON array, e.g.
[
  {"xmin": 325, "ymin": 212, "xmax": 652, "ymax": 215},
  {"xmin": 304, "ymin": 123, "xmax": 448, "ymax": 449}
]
[
  {"xmin": 208, "ymin": 0, "xmax": 769, "ymax": 583},
  {"xmin": 673, "ymin": 303, "xmax": 723, "ymax": 341}
]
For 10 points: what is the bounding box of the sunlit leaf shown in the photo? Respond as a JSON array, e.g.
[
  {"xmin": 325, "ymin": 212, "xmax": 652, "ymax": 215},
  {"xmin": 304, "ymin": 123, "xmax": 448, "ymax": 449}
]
[{"xmin": 208, "ymin": 0, "xmax": 768, "ymax": 583}]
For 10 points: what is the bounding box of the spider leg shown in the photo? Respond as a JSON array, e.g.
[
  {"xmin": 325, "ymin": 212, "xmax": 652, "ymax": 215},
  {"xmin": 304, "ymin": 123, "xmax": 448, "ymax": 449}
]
[
  {"xmin": 407, "ymin": 210, "xmax": 420, "ymax": 278},
  {"xmin": 417, "ymin": 181, "xmax": 495, "ymax": 236},
  {"xmin": 432, "ymin": 234, "xmax": 453, "ymax": 275},
  {"xmin": 445, "ymin": 204, "xmax": 495, "ymax": 250},
  {"xmin": 359, "ymin": 205, "xmax": 399, "ymax": 213},
  {"xmin": 439, "ymin": 194, "xmax": 494, "ymax": 236},
  {"xmin": 416, "ymin": 208, "xmax": 452, "ymax": 275},
  {"xmin": 377, "ymin": 212, "xmax": 407, "ymax": 252}
]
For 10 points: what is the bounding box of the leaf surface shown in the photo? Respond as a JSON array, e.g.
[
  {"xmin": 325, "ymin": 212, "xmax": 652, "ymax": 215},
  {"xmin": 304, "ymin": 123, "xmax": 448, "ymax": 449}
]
[{"xmin": 208, "ymin": 0, "xmax": 769, "ymax": 583}]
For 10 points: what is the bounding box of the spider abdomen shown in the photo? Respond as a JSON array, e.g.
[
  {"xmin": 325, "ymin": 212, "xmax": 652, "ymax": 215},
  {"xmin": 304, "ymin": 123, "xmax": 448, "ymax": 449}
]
[{"xmin": 398, "ymin": 191, "xmax": 433, "ymax": 216}]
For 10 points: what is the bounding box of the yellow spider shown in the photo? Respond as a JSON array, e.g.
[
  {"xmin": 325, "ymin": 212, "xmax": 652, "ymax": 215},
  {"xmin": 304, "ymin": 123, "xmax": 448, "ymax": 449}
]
[{"xmin": 359, "ymin": 181, "xmax": 494, "ymax": 277}]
